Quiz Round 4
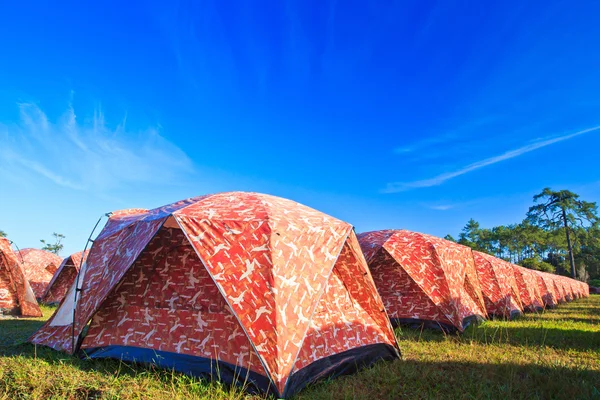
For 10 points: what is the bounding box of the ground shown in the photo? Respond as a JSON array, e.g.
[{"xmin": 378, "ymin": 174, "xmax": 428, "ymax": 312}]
[{"xmin": 1, "ymin": 297, "xmax": 599, "ymax": 400}]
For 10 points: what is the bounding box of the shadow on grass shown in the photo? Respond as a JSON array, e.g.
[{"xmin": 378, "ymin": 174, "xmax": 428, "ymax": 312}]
[
  {"xmin": 297, "ymin": 358, "xmax": 600, "ymax": 400},
  {"xmin": 0, "ymin": 318, "xmax": 47, "ymax": 347}
]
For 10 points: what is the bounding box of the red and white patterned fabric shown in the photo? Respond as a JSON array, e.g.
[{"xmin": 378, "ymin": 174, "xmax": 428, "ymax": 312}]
[
  {"xmin": 358, "ymin": 230, "xmax": 488, "ymax": 332},
  {"xmin": 41, "ymin": 250, "xmax": 89, "ymax": 304},
  {"xmin": 17, "ymin": 248, "xmax": 62, "ymax": 299},
  {"xmin": 533, "ymin": 271, "xmax": 559, "ymax": 308},
  {"xmin": 0, "ymin": 237, "xmax": 42, "ymax": 316},
  {"xmin": 30, "ymin": 193, "xmax": 399, "ymax": 397},
  {"xmin": 512, "ymin": 265, "xmax": 545, "ymax": 312},
  {"xmin": 472, "ymin": 251, "xmax": 523, "ymax": 318}
]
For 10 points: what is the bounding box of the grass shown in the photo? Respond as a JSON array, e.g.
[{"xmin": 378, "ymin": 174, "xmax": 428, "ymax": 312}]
[{"xmin": 1, "ymin": 298, "xmax": 599, "ymax": 399}]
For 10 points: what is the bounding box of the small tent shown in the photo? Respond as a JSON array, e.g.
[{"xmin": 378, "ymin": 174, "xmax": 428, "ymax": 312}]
[
  {"xmin": 551, "ymin": 275, "xmax": 567, "ymax": 303},
  {"xmin": 534, "ymin": 271, "xmax": 559, "ymax": 308},
  {"xmin": 30, "ymin": 193, "xmax": 399, "ymax": 398},
  {"xmin": 358, "ymin": 230, "xmax": 488, "ymax": 332},
  {"xmin": 17, "ymin": 248, "xmax": 62, "ymax": 299},
  {"xmin": 41, "ymin": 250, "xmax": 88, "ymax": 305},
  {"xmin": 512, "ymin": 265, "xmax": 544, "ymax": 312},
  {"xmin": 558, "ymin": 277, "xmax": 573, "ymax": 302},
  {"xmin": 472, "ymin": 251, "xmax": 523, "ymax": 319},
  {"xmin": 0, "ymin": 237, "xmax": 42, "ymax": 316}
]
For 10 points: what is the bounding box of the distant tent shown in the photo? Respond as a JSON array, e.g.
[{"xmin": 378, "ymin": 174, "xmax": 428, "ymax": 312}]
[
  {"xmin": 17, "ymin": 248, "xmax": 62, "ymax": 299},
  {"xmin": 512, "ymin": 266, "xmax": 544, "ymax": 312},
  {"xmin": 358, "ymin": 230, "xmax": 488, "ymax": 332},
  {"xmin": 0, "ymin": 237, "xmax": 42, "ymax": 317},
  {"xmin": 30, "ymin": 193, "xmax": 400, "ymax": 398},
  {"xmin": 557, "ymin": 277, "xmax": 573, "ymax": 302},
  {"xmin": 472, "ymin": 251, "xmax": 524, "ymax": 319},
  {"xmin": 41, "ymin": 250, "xmax": 89, "ymax": 305},
  {"xmin": 551, "ymin": 275, "xmax": 567, "ymax": 303},
  {"xmin": 534, "ymin": 271, "xmax": 559, "ymax": 308}
]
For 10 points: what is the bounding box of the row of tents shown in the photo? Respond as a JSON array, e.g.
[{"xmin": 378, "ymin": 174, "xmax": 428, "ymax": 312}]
[{"xmin": 0, "ymin": 192, "xmax": 591, "ymax": 398}]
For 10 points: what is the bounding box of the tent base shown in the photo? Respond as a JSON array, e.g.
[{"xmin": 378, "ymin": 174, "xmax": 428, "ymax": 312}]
[
  {"xmin": 391, "ymin": 315, "xmax": 485, "ymax": 333},
  {"xmin": 488, "ymin": 310, "xmax": 522, "ymax": 321},
  {"xmin": 0, "ymin": 306, "xmax": 19, "ymax": 316},
  {"xmin": 81, "ymin": 345, "xmax": 277, "ymax": 395},
  {"xmin": 283, "ymin": 343, "xmax": 399, "ymax": 397},
  {"xmin": 82, "ymin": 343, "xmax": 399, "ymax": 398}
]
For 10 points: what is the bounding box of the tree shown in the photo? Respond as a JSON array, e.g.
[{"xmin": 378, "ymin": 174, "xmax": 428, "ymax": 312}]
[
  {"xmin": 444, "ymin": 234, "xmax": 456, "ymax": 242},
  {"xmin": 527, "ymin": 188, "xmax": 598, "ymax": 278},
  {"xmin": 40, "ymin": 232, "xmax": 66, "ymax": 256},
  {"xmin": 458, "ymin": 219, "xmax": 490, "ymax": 252},
  {"xmin": 0, "ymin": 230, "xmax": 6, "ymax": 237}
]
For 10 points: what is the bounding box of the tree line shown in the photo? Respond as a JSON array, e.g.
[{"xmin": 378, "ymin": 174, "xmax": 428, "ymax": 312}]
[{"xmin": 446, "ymin": 188, "xmax": 599, "ymax": 283}]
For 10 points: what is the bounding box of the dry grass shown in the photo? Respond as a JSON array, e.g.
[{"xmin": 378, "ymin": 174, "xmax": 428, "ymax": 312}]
[{"xmin": 1, "ymin": 298, "xmax": 599, "ymax": 399}]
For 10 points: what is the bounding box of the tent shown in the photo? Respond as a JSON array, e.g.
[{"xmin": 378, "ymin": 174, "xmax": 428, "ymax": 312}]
[
  {"xmin": 0, "ymin": 237, "xmax": 42, "ymax": 316},
  {"xmin": 512, "ymin": 265, "xmax": 544, "ymax": 312},
  {"xmin": 472, "ymin": 251, "xmax": 523, "ymax": 319},
  {"xmin": 41, "ymin": 250, "xmax": 88, "ymax": 305},
  {"xmin": 534, "ymin": 271, "xmax": 559, "ymax": 308},
  {"xmin": 558, "ymin": 277, "xmax": 573, "ymax": 302},
  {"xmin": 30, "ymin": 193, "xmax": 400, "ymax": 398},
  {"xmin": 551, "ymin": 275, "xmax": 567, "ymax": 303},
  {"xmin": 569, "ymin": 279, "xmax": 580, "ymax": 300},
  {"xmin": 17, "ymin": 248, "xmax": 62, "ymax": 299},
  {"xmin": 357, "ymin": 230, "xmax": 488, "ymax": 332},
  {"xmin": 581, "ymin": 280, "xmax": 590, "ymax": 297}
]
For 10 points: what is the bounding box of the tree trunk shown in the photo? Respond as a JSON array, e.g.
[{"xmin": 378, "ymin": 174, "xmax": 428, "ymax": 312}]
[{"xmin": 562, "ymin": 208, "xmax": 577, "ymax": 278}]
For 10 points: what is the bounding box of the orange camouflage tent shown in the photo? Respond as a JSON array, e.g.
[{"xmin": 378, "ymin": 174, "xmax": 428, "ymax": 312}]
[
  {"xmin": 472, "ymin": 251, "xmax": 523, "ymax": 319},
  {"xmin": 17, "ymin": 248, "xmax": 62, "ymax": 299},
  {"xmin": 512, "ymin": 265, "xmax": 544, "ymax": 312},
  {"xmin": 0, "ymin": 237, "xmax": 42, "ymax": 317},
  {"xmin": 358, "ymin": 230, "xmax": 488, "ymax": 332},
  {"xmin": 30, "ymin": 192, "xmax": 400, "ymax": 398},
  {"xmin": 41, "ymin": 250, "xmax": 88, "ymax": 305}
]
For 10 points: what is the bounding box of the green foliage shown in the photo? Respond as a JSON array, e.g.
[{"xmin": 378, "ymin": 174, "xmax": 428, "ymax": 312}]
[
  {"xmin": 443, "ymin": 234, "xmax": 456, "ymax": 242},
  {"xmin": 40, "ymin": 232, "xmax": 65, "ymax": 256},
  {"xmin": 589, "ymin": 279, "xmax": 600, "ymax": 287},
  {"xmin": 521, "ymin": 257, "xmax": 555, "ymax": 273},
  {"xmin": 455, "ymin": 188, "xmax": 600, "ymax": 281},
  {"xmin": 0, "ymin": 230, "xmax": 6, "ymax": 238}
]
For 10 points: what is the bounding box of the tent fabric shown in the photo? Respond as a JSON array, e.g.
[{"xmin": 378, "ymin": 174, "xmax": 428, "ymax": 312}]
[
  {"xmin": 472, "ymin": 251, "xmax": 524, "ymax": 318},
  {"xmin": 41, "ymin": 250, "xmax": 89, "ymax": 305},
  {"xmin": 358, "ymin": 230, "xmax": 488, "ymax": 332},
  {"xmin": 17, "ymin": 248, "xmax": 62, "ymax": 299},
  {"xmin": 0, "ymin": 237, "xmax": 42, "ymax": 316},
  {"xmin": 534, "ymin": 271, "xmax": 559, "ymax": 308},
  {"xmin": 512, "ymin": 265, "xmax": 544, "ymax": 312},
  {"xmin": 30, "ymin": 193, "xmax": 399, "ymax": 398}
]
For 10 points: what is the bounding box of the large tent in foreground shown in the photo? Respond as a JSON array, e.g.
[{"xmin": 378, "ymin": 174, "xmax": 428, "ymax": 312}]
[
  {"xmin": 0, "ymin": 237, "xmax": 42, "ymax": 316},
  {"xmin": 17, "ymin": 248, "xmax": 62, "ymax": 299},
  {"xmin": 41, "ymin": 250, "xmax": 88, "ymax": 305},
  {"xmin": 30, "ymin": 193, "xmax": 400, "ymax": 398},
  {"xmin": 512, "ymin": 265, "xmax": 544, "ymax": 312},
  {"xmin": 358, "ymin": 230, "xmax": 488, "ymax": 332},
  {"xmin": 472, "ymin": 251, "xmax": 523, "ymax": 319}
]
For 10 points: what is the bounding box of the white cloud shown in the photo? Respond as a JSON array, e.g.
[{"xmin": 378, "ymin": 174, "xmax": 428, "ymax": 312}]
[
  {"xmin": 428, "ymin": 204, "xmax": 453, "ymax": 211},
  {"xmin": 0, "ymin": 102, "xmax": 194, "ymax": 194},
  {"xmin": 384, "ymin": 125, "xmax": 600, "ymax": 193}
]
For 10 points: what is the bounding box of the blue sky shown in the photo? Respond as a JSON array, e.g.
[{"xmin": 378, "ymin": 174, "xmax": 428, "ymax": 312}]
[{"xmin": 1, "ymin": 1, "xmax": 600, "ymax": 256}]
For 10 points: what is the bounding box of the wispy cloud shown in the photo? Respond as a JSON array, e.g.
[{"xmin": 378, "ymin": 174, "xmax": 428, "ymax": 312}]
[
  {"xmin": 384, "ymin": 125, "xmax": 600, "ymax": 193},
  {"xmin": 428, "ymin": 204, "xmax": 454, "ymax": 211},
  {"xmin": 394, "ymin": 115, "xmax": 500, "ymax": 155},
  {"xmin": 0, "ymin": 102, "xmax": 194, "ymax": 194}
]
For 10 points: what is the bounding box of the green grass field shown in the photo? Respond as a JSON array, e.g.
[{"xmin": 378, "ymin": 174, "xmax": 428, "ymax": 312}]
[{"xmin": 1, "ymin": 296, "xmax": 599, "ymax": 399}]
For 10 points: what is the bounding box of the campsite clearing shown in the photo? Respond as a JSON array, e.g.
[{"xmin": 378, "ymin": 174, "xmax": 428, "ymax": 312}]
[{"xmin": 1, "ymin": 296, "xmax": 599, "ymax": 399}]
